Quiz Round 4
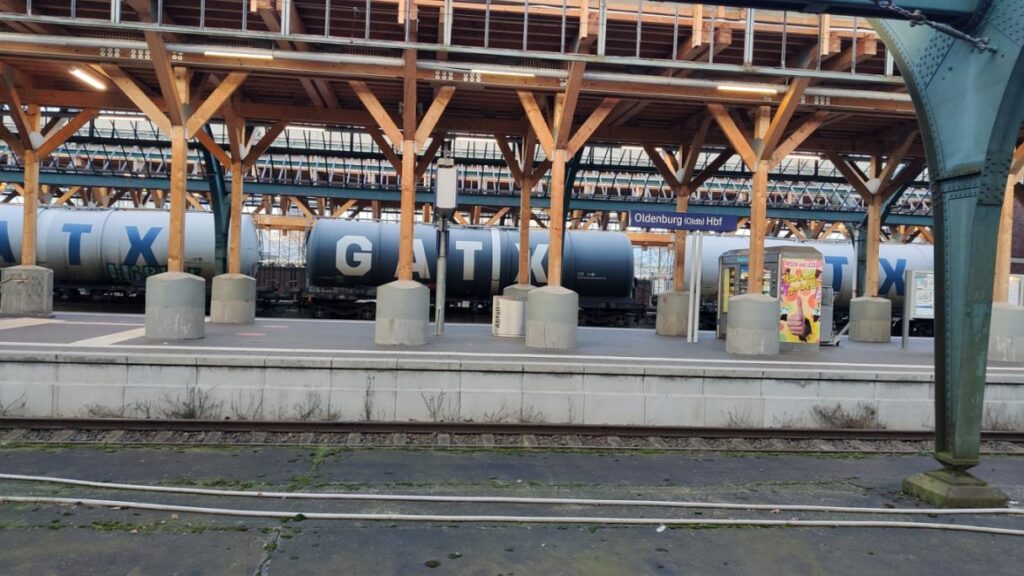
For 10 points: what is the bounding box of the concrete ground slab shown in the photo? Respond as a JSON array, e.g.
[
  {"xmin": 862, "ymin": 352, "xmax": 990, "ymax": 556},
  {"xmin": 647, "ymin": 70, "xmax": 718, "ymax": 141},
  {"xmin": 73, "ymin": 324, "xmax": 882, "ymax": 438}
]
[{"xmin": 0, "ymin": 445, "xmax": 1022, "ymax": 575}]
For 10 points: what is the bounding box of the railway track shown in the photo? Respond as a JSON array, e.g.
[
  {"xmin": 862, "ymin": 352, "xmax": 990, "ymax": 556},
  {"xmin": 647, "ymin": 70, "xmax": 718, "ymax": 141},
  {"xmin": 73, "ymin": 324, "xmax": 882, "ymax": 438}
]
[{"xmin": 2, "ymin": 418, "xmax": 1023, "ymax": 454}]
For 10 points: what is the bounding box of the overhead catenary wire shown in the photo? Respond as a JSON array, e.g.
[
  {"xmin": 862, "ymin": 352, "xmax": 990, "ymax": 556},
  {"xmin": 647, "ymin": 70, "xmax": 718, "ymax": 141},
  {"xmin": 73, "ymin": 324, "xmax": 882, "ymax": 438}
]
[
  {"xmin": 0, "ymin": 473, "xmax": 1021, "ymax": 517},
  {"xmin": 1, "ymin": 496, "xmax": 1023, "ymax": 537}
]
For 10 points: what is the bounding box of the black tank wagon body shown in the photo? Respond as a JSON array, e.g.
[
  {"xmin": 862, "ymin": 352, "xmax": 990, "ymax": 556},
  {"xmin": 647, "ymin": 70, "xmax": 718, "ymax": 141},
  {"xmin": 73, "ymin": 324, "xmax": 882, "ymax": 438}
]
[{"xmin": 305, "ymin": 219, "xmax": 636, "ymax": 301}]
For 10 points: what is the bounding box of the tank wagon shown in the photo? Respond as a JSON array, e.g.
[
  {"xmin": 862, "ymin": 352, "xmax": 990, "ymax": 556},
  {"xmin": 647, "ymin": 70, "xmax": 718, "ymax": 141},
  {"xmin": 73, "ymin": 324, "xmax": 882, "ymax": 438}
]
[
  {"xmin": 303, "ymin": 220, "xmax": 934, "ymax": 329},
  {"xmin": 0, "ymin": 205, "xmax": 935, "ymax": 331},
  {"xmin": 0, "ymin": 205, "xmax": 260, "ymax": 287},
  {"xmin": 305, "ymin": 219, "xmax": 640, "ymax": 323},
  {"xmin": 677, "ymin": 235, "xmax": 934, "ymax": 309}
]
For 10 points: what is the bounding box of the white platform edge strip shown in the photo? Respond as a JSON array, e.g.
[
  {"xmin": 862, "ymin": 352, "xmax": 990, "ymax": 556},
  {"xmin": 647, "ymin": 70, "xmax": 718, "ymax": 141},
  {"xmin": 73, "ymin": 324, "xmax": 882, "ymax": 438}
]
[{"xmin": 0, "ymin": 339, "xmax": 1018, "ymax": 375}]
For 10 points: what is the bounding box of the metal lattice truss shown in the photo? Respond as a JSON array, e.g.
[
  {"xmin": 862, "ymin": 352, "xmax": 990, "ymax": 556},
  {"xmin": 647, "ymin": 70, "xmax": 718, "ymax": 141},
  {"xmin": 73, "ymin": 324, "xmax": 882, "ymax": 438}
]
[{"xmin": 0, "ymin": 115, "xmax": 932, "ymax": 225}]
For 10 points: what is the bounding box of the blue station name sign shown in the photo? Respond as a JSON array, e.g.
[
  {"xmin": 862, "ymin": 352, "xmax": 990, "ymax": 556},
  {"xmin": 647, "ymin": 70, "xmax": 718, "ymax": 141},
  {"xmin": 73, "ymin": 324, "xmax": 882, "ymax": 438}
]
[{"xmin": 629, "ymin": 211, "xmax": 738, "ymax": 232}]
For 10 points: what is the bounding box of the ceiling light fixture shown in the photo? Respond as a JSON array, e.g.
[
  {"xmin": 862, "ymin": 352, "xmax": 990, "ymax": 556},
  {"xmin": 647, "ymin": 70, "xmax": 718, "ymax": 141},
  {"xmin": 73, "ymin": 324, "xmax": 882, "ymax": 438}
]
[
  {"xmin": 786, "ymin": 153, "xmax": 821, "ymax": 161},
  {"xmin": 69, "ymin": 67, "xmax": 106, "ymax": 91},
  {"xmin": 287, "ymin": 125, "xmax": 327, "ymax": 134},
  {"xmin": 204, "ymin": 49, "xmax": 274, "ymax": 61},
  {"xmin": 469, "ymin": 68, "xmax": 536, "ymax": 78},
  {"xmin": 97, "ymin": 113, "xmax": 146, "ymax": 121},
  {"xmin": 716, "ymin": 83, "xmax": 780, "ymax": 96}
]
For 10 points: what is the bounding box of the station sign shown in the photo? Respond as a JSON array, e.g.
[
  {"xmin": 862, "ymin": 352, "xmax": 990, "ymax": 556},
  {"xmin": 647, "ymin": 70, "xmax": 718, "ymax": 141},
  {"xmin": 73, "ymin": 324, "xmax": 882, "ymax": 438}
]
[{"xmin": 628, "ymin": 210, "xmax": 738, "ymax": 232}]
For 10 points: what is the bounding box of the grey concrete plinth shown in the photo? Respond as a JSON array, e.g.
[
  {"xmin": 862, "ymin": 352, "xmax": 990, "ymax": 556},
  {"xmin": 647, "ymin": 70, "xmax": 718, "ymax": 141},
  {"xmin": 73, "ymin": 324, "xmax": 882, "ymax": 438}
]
[
  {"xmin": 989, "ymin": 303, "xmax": 1024, "ymax": 362},
  {"xmin": 145, "ymin": 272, "xmax": 206, "ymax": 340},
  {"xmin": 375, "ymin": 280, "xmax": 429, "ymax": 346},
  {"xmin": 525, "ymin": 286, "xmax": 579, "ymax": 350},
  {"xmin": 903, "ymin": 469, "xmax": 1009, "ymax": 508},
  {"xmin": 849, "ymin": 296, "xmax": 892, "ymax": 343},
  {"xmin": 725, "ymin": 294, "xmax": 780, "ymax": 356},
  {"xmin": 0, "ymin": 265, "xmax": 53, "ymax": 317},
  {"xmin": 655, "ymin": 291, "xmax": 691, "ymax": 337},
  {"xmin": 210, "ymin": 274, "xmax": 256, "ymax": 324},
  {"xmin": 502, "ymin": 283, "xmax": 536, "ymax": 300}
]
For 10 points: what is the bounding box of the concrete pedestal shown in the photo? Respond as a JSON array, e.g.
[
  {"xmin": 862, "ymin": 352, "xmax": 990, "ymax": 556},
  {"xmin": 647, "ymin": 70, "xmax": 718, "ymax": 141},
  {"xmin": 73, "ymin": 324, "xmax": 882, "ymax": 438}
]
[
  {"xmin": 0, "ymin": 265, "xmax": 53, "ymax": 317},
  {"xmin": 502, "ymin": 283, "xmax": 536, "ymax": 300},
  {"xmin": 374, "ymin": 280, "xmax": 429, "ymax": 346},
  {"xmin": 725, "ymin": 294, "xmax": 780, "ymax": 356},
  {"xmin": 145, "ymin": 272, "xmax": 206, "ymax": 340},
  {"xmin": 988, "ymin": 303, "xmax": 1024, "ymax": 362},
  {"xmin": 525, "ymin": 286, "xmax": 579, "ymax": 350},
  {"xmin": 903, "ymin": 469, "xmax": 1009, "ymax": 508},
  {"xmin": 849, "ymin": 296, "xmax": 892, "ymax": 343},
  {"xmin": 655, "ymin": 291, "xmax": 691, "ymax": 337},
  {"xmin": 210, "ymin": 274, "xmax": 256, "ymax": 324}
]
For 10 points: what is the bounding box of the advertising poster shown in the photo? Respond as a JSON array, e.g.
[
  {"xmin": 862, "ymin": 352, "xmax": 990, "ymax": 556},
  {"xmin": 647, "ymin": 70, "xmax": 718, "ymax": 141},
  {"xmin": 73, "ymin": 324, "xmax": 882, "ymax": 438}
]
[{"xmin": 779, "ymin": 258, "xmax": 823, "ymax": 344}]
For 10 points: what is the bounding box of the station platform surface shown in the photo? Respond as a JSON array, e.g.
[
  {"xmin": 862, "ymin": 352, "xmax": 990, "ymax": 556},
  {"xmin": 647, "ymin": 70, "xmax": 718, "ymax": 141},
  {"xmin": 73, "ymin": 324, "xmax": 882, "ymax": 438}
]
[
  {"xmin": 0, "ymin": 443, "xmax": 1022, "ymax": 575},
  {"xmin": 0, "ymin": 311, "xmax": 1020, "ymax": 378}
]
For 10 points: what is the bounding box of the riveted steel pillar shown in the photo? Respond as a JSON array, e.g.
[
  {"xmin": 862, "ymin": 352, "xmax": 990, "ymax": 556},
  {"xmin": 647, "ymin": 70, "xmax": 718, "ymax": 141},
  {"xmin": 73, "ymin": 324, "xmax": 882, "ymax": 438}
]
[{"xmin": 872, "ymin": 2, "xmax": 1024, "ymax": 506}]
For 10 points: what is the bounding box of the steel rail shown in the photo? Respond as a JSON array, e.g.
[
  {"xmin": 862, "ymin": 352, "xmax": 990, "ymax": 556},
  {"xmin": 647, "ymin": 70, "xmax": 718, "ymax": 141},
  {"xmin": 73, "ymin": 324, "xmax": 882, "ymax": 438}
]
[{"xmin": 1, "ymin": 418, "xmax": 1021, "ymax": 443}]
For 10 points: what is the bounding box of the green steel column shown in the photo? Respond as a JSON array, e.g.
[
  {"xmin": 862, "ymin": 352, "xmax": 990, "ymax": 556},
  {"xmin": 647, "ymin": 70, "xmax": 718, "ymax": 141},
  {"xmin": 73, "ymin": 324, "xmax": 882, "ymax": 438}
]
[{"xmin": 871, "ymin": 2, "xmax": 1024, "ymax": 506}]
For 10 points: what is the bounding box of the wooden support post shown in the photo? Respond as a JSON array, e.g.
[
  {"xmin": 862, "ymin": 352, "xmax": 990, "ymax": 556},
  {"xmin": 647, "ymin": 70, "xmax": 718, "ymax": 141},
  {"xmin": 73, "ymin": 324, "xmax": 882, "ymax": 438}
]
[
  {"xmin": 748, "ymin": 160, "xmax": 769, "ymax": 294},
  {"xmin": 994, "ymin": 174, "xmax": 1017, "ymax": 303},
  {"xmin": 422, "ymin": 203, "xmax": 432, "ymax": 224},
  {"xmin": 673, "ymin": 193, "xmax": 689, "ymax": 292},
  {"xmin": 865, "ymin": 191, "xmax": 883, "ymax": 298},
  {"xmin": 228, "ymin": 159, "xmax": 244, "ymax": 274},
  {"xmin": 548, "ymin": 149, "xmax": 568, "ymax": 287},
  {"xmin": 518, "ymin": 169, "xmax": 533, "ymax": 285},
  {"xmin": 397, "ymin": 140, "xmax": 416, "ymax": 281},
  {"xmin": 20, "ymin": 149, "xmax": 38, "ymax": 265},
  {"xmin": 168, "ymin": 126, "xmax": 187, "ymax": 273}
]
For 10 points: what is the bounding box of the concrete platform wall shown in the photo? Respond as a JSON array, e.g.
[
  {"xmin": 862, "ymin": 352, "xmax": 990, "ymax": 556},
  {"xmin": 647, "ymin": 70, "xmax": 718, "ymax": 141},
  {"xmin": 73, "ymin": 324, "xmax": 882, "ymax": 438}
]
[{"xmin": 1, "ymin": 351, "xmax": 1023, "ymax": 430}]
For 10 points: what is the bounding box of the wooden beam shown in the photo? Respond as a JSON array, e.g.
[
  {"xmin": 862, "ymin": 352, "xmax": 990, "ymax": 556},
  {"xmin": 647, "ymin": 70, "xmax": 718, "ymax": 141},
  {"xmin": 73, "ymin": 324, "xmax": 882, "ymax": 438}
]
[
  {"xmin": 769, "ymin": 111, "xmax": 830, "ymax": 165},
  {"xmin": 517, "ymin": 91, "xmax": 555, "ymax": 159},
  {"xmin": 643, "ymin": 144, "xmax": 681, "ymax": 190},
  {"xmin": 495, "ymin": 135, "xmax": 526, "ymax": 185},
  {"xmin": 367, "ymin": 125, "xmax": 402, "ymax": 172},
  {"xmin": 332, "ymin": 199, "xmax": 359, "ymax": 217},
  {"xmin": 877, "ymin": 130, "xmax": 919, "ymax": 191},
  {"xmin": 415, "ymin": 133, "xmax": 447, "ymax": 179},
  {"xmin": 144, "ymin": 31, "xmax": 183, "ymax": 126},
  {"xmin": 414, "ymin": 85, "xmax": 455, "ymax": 147},
  {"xmin": 98, "ymin": 64, "xmax": 172, "ymax": 135},
  {"xmin": 35, "ymin": 109, "xmax": 97, "ymax": 159},
  {"xmin": 883, "ymin": 157, "xmax": 926, "ymax": 200},
  {"xmin": 195, "ymin": 129, "xmax": 232, "ymax": 168},
  {"xmin": 349, "ymin": 80, "xmax": 404, "ymax": 148},
  {"xmin": 185, "ymin": 72, "xmax": 248, "ymax": 138},
  {"xmin": 223, "ymin": 100, "xmax": 245, "ymax": 160},
  {"xmin": 243, "ymin": 120, "xmax": 288, "ymax": 169},
  {"xmin": 483, "ymin": 207, "xmax": 511, "ymax": 227},
  {"xmin": 681, "ymin": 116, "xmax": 713, "ymax": 185},
  {"xmin": 555, "ymin": 62, "xmax": 586, "ymax": 149},
  {"xmin": 689, "ymin": 149, "xmax": 733, "ymax": 190},
  {"xmin": 1011, "ymin": 142, "xmax": 1024, "ymax": 177},
  {"xmin": 825, "ymin": 152, "xmax": 874, "ymax": 200},
  {"xmin": 53, "ymin": 186, "xmax": 80, "ymax": 206},
  {"xmin": 707, "ymin": 103, "xmax": 757, "ymax": 170},
  {"xmin": 759, "ymin": 78, "xmax": 811, "ymax": 162},
  {"xmin": 823, "ymin": 36, "xmax": 878, "ymax": 72},
  {"xmin": 566, "ymin": 98, "xmax": 620, "ymax": 156},
  {"xmin": 0, "ymin": 123, "xmax": 24, "ymax": 157},
  {"xmin": 0, "ymin": 65, "xmax": 33, "ymax": 147}
]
